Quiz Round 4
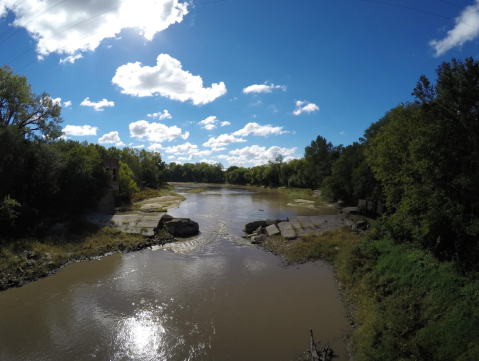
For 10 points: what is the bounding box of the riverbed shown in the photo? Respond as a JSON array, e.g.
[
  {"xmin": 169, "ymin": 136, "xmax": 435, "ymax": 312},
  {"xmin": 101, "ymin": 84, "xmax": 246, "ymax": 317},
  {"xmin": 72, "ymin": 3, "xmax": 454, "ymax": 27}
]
[{"xmin": 0, "ymin": 184, "xmax": 351, "ymax": 360}]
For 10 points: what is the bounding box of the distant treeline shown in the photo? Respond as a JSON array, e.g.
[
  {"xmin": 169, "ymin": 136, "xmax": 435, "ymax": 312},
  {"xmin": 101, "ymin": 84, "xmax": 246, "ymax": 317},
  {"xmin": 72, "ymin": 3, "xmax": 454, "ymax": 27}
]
[{"xmin": 2, "ymin": 58, "xmax": 479, "ymax": 270}]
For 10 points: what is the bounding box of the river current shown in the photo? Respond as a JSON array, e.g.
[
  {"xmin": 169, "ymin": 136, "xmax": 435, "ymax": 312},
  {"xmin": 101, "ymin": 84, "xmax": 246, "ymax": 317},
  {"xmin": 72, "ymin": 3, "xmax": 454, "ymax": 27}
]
[{"xmin": 0, "ymin": 185, "xmax": 350, "ymax": 360}]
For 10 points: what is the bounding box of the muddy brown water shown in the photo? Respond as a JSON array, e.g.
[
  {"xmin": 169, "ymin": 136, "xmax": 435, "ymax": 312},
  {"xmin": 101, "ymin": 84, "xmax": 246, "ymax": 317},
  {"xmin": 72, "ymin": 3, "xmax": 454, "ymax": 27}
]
[{"xmin": 0, "ymin": 185, "xmax": 351, "ymax": 360}]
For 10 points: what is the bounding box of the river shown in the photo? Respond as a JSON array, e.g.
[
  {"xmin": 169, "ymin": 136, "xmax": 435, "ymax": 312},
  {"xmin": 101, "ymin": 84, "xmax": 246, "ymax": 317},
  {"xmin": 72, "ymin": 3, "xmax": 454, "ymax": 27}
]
[{"xmin": 0, "ymin": 185, "xmax": 351, "ymax": 360}]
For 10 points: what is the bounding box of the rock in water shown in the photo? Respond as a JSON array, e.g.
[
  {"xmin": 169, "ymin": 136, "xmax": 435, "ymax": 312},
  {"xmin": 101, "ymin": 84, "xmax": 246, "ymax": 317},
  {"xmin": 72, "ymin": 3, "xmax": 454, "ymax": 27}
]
[
  {"xmin": 165, "ymin": 218, "xmax": 199, "ymax": 237},
  {"xmin": 244, "ymin": 220, "xmax": 267, "ymax": 233}
]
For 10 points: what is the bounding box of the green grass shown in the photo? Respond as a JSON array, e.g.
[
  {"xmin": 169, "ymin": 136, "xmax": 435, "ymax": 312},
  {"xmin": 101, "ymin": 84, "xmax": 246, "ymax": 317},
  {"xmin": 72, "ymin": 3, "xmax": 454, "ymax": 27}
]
[
  {"xmin": 263, "ymin": 228, "xmax": 479, "ymax": 361},
  {"xmin": 277, "ymin": 187, "xmax": 317, "ymax": 202},
  {"xmin": 184, "ymin": 187, "xmax": 206, "ymax": 194}
]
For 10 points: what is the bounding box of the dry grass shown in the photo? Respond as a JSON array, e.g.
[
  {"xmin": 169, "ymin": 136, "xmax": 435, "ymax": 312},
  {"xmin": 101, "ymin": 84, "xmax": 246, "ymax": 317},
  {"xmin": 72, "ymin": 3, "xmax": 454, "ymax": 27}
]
[
  {"xmin": 183, "ymin": 187, "xmax": 206, "ymax": 194},
  {"xmin": 132, "ymin": 187, "xmax": 186, "ymax": 203}
]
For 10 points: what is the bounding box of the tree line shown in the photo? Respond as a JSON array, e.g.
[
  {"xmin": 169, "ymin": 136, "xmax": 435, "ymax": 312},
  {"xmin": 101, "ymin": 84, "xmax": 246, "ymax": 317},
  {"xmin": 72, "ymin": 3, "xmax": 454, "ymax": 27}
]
[{"xmin": 2, "ymin": 58, "xmax": 479, "ymax": 271}]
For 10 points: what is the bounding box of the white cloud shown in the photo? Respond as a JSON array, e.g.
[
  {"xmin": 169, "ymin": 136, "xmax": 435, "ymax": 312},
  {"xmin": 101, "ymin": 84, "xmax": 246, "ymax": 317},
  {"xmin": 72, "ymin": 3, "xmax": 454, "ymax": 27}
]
[
  {"xmin": 98, "ymin": 131, "xmax": 120, "ymax": 144},
  {"xmin": 112, "ymin": 53, "xmax": 227, "ymax": 105},
  {"xmin": 203, "ymin": 134, "xmax": 246, "ymax": 148},
  {"xmin": 221, "ymin": 121, "xmax": 230, "ymax": 127},
  {"xmin": 429, "ymin": 1, "xmax": 479, "ymax": 56},
  {"xmin": 340, "ymin": 131, "xmax": 345, "ymax": 135},
  {"xmin": 63, "ymin": 124, "xmax": 98, "ymax": 136},
  {"xmin": 148, "ymin": 143, "xmax": 163, "ymax": 151},
  {"xmin": 162, "ymin": 142, "xmax": 212, "ymax": 161},
  {"xmin": 243, "ymin": 82, "xmax": 287, "ymax": 94},
  {"xmin": 59, "ymin": 54, "xmax": 83, "ymax": 64},
  {"xmin": 293, "ymin": 100, "xmax": 319, "ymax": 116},
  {"xmin": 147, "ymin": 110, "xmax": 172, "ymax": 120},
  {"xmin": 51, "ymin": 97, "xmax": 62, "ymax": 106},
  {"xmin": 116, "ymin": 141, "xmax": 126, "ymax": 147},
  {"xmin": 80, "ymin": 97, "xmax": 114, "ymax": 111},
  {"xmin": 164, "ymin": 142, "xmax": 198, "ymax": 154},
  {"xmin": 232, "ymin": 122, "xmax": 288, "ymax": 137},
  {"xmin": 200, "ymin": 159, "xmax": 217, "ymax": 164},
  {"xmin": 0, "ymin": 0, "xmax": 189, "ymax": 59},
  {"xmin": 168, "ymin": 155, "xmax": 175, "ymax": 159},
  {"xmin": 132, "ymin": 145, "xmax": 145, "ymax": 149},
  {"xmin": 199, "ymin": 116, "xmax": 221, "ymax": 130},
  {"xmin": 63, "ymin": 100, "xmax": 72, "ymax": 108},
  {"xmin": 221, "ymin": 145, "xmax": 297, "ymax": 166},
  {"xmin": 129, "ymin": 120, "xmax": 189, "ymax": 143}
]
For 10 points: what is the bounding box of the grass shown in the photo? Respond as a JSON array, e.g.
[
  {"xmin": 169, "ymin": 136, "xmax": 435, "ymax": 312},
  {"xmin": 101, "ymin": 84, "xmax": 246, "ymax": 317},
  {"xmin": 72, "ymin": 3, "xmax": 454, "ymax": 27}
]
[
  {"xmin": 132, "ymin": 186, "xmax": 186, "ymax": 203},
  {"xmin": 263, "ymin": 227, "xmax": 479, "ymax": 361},
  {"xmin": 277, "ymin": 187, "xmax": 318, "ymax": 202},
  {"xmin": 183, "ymin": 187, "xmax": 206, "ymax": 194}
]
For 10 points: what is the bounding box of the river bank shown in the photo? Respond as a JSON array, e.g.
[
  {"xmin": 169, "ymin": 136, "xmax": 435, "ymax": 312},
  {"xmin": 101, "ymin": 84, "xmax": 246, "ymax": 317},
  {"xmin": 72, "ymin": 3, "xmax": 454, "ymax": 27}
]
[
  {"xmin": 256, "ymin": 225, "xmax": 479, "ymax": 361},
  {"xmin": 0, "ymin": 186, "xmax": 187, "ymax": 292},
  {"xmin": 0, "ymin": 220, "xmax": 177, "ymax": 291}
]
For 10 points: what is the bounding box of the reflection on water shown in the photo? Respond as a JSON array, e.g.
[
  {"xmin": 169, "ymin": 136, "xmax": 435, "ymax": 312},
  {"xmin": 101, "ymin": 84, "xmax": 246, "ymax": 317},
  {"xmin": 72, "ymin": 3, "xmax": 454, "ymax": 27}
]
[{"xmin": 0, "ymin": 185, "xmax": 349, "ymax": 361}]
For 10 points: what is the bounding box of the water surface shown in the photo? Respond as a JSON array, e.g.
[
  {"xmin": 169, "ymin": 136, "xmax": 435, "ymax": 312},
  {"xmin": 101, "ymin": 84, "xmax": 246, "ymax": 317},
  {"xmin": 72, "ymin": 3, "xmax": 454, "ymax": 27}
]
[{"xmin": 0, "ymin": 185, "xmax": 350, "ymax": 360}]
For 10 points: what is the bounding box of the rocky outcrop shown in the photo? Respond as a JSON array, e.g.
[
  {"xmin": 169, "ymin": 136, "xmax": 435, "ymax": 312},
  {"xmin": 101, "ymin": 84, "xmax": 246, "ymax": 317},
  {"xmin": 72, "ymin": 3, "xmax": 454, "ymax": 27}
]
[{"xmin": 158, "ymin": 214, "xmax": 199, "ymax": 237}]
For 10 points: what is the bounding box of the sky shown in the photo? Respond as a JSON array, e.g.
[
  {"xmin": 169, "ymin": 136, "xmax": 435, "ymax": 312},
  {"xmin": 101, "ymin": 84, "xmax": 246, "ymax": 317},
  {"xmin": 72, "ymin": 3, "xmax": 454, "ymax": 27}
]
[{"xmin": 1, "ymin": 0, "xmax": 478, "ymax": 167}]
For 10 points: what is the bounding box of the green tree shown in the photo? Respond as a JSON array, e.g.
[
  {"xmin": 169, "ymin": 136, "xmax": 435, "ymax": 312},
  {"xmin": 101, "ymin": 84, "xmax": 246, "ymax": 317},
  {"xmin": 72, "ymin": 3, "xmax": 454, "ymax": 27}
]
[
  {"xmin": 0, "ymin": 66, "xmax": 62, "ymax": 139},
  {"xmin": 304, "ymin": 135, "xmax": 341, "ymax": 189},
  {"xmin": 117, "ymin": 161, "xmax": 139, "ymax": 205}
]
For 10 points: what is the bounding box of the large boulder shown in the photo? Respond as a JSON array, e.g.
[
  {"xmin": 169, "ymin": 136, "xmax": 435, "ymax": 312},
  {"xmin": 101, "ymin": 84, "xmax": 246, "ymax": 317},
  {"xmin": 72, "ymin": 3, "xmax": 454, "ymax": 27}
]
[
  {"xmin": 244, "ymin": 220, "xmax": 267, "ymax": 233},
  {"xmin": 165, "ymin": 218, "xmax": 199, "ymax": 237},
  {"xmin": 157, "ymin": 214, "xmax": 199, "ymax": 237}
]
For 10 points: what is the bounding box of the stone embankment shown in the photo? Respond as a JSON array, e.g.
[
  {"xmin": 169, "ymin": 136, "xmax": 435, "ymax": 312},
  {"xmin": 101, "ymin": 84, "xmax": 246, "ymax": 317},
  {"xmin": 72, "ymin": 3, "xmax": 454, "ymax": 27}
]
[
  {"xmin": 87, "ymin": 213, "xmax": 199, "ymax": 237},
  {"xmin": 242, "ymin": 215, "xmax": 353, "ymax": 243}
]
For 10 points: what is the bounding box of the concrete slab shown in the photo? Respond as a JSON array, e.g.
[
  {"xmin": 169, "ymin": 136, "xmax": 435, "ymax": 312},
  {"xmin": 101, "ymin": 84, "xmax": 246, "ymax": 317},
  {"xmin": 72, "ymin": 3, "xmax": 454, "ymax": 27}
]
[
  {"xmin": 297, "ymin": 216, "xmax": 315, "ymax": 228},
  {"xmin": 88, "ymin": 213, "xmax": 162, "ymax": 237},
  {"xmin": 266, "ymin": 224, "xmax": 280, "ymax": 236}
]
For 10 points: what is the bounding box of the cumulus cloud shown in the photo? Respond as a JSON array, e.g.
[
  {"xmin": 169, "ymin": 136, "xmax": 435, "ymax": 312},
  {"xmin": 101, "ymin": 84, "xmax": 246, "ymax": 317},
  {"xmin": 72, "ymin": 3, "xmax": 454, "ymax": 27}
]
[
  {"xmin": 164, "ymin": 142, "xmax": 198, "ymax": 154},
  {"xmin": 293, "ymin": 100, "xmax": 319, "ymax": 115},
  {"xmin": 0, "ymin": 0, "xmax": 189, "ymax": 59},
  {"xmin": 129, "ymin": 120, "xmax": 189, "ymax": 142},
  {"xmin": 116, "ymin": 141, "xmax": 126, "ymax": 147},
  {"xmin": 162, "ymin": 142, "xmax": 212, "ymax": 160},
  {"xmin": 63, "ymin": 124, "xmax": 98, "ymax": 136},
  {"xmin": 232, "ymin": 122, "xmax": 288, "ymax": 137},
  {"xmin": 243, "ymin": 82, "xmax": 287, "ymax": 94},
  {"xmin": 112, "ymin": 54, "xmax": 227, "ymax": 105},
  {"xmin": 198, "ymin": 116, "xmax": 220, "ymax": 130},
  {"xmin": 98, "ymin": 131, "xmax": 120, "ymax": 144},
  {"xmin": 80, "ymin": 97, "xmax": 114, "ymax": 111},
  {"xmin": 167, "ymin": 155, "xmax": 175, "ymax": 159},
  {"xmin": 429, "ymin": 1, "xmax": 479, "ymax": 56},
  {"xmin": 220, "ymin": 145, "xmax": 297, "ymax": 166},
  {"xmin": 148, "ymin": 143, "xmax": 163, "ymax": 151},
  {"xmin": 63, "ymin": 100, "xmax": 72, "ymax": 108},
  {"xmin": 221, "ymin": 121, "xmax": 230, "ymax": 127},
  {"xmin": 132, "ymin": 145, "xmax": 145, "ymax": 148},
  {"xmin": 60, "ymin": 54, "xmax": 83, "ymax": 64},
  {"xmin": 147, "ymin": 110, "xmax": 172, "ymax": 120},
  {"xmin": 202, "ymin": 134, "xmax": 246, "ymax": 148}
]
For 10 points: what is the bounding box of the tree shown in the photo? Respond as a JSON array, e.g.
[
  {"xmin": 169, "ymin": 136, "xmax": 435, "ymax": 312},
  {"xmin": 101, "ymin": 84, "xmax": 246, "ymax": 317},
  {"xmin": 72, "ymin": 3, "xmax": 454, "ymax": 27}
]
[
  {"xmin": 0, "ymin": 66, "xmax": 62, "ymax": 139},
  {"xmin": 304, "ymin": 136, "xmax": 341, "ymax": 189}
]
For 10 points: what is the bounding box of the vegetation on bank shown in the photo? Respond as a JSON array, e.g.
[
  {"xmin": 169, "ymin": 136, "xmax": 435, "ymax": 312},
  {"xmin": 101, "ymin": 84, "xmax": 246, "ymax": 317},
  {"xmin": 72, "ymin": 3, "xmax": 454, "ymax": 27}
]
[
  {"xmin": 183, "ymin": 187, "xmax": 206, "ymax": 194},
  {"xmin": 264, "ymin": 227, "xmax": 479, "ymax": 361},
  {"xmin": 131, "ymin": 186, "xmax": 185, "ymax": 203},
  {"xmin": 0, "ymin": 220, "xmax": 153, "ymax": 290}
]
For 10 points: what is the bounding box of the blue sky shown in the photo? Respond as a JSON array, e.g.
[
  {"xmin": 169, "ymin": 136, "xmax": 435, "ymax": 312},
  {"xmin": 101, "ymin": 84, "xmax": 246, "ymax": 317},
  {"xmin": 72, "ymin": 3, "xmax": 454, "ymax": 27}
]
[{"xmin": 1, "ymin": 0, "xmax": 478, "ymax": 166}]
